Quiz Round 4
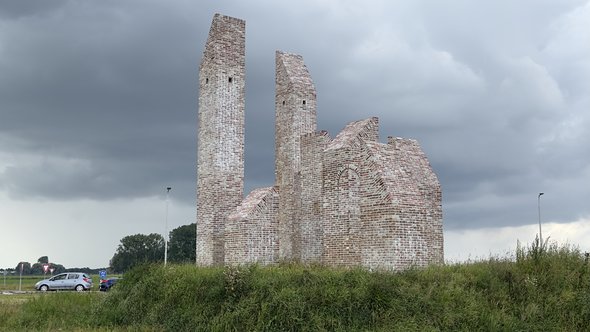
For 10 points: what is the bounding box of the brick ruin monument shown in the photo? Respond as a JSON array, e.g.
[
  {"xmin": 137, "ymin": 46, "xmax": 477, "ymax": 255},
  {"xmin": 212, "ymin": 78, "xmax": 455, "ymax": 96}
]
[{"xmin": 197, "ymin": 14, "xmax": 443, "ymax": 271}]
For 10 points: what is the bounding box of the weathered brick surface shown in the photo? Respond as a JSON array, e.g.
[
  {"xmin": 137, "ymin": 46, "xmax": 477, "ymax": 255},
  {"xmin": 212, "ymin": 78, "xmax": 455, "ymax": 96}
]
[
  {"xmin": 196, "ymin": 14, "xmax": 245, "ymax": 265},
  {"xmin": 321, "ymin": 124, "xmax": 444, "ymax": 269},
  {"xmin": 197, "ymin": 14, "xmax": 443, "ymax": 270},
  {"xmin": 225, "ymin": 187, "xmax": 279, "ymax": 265},
  {"xmin": 275, "ymin": 51, "xmax": 317, "ymax": 261},
  {"xmin": 299, "ymin": 131, "xmax": 331, "ymax": 262}
]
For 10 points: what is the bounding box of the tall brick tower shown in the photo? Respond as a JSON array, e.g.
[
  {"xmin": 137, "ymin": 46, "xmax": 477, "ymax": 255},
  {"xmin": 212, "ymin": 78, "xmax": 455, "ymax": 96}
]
[
  {"xmin": 197, "ymin": 14, "xmax": 245, "ymax": 265},
  {"xmin": 275, "ymin": 51, "xmax": 317, "ymax": 260}
]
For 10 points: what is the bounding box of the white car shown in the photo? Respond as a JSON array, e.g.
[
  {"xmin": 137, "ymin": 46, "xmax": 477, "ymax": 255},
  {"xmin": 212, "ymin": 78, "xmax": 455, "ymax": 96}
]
[{"xmin": 35, "ymin": 272, "xmax": 93, "ymax": 291}]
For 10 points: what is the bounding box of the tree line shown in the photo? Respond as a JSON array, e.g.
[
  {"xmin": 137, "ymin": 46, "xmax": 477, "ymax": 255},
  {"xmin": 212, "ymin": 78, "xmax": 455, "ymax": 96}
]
[
  {"xmin": 5, "ymin": 223, "xmax": 196, "ymax": 275},
  {"xmin": 8, "ymin": 256, "xmax": 67, "ymax": 276},
  {"xmin": 109, "ymin": 223, "xmax": 196, "ymax": 273}
]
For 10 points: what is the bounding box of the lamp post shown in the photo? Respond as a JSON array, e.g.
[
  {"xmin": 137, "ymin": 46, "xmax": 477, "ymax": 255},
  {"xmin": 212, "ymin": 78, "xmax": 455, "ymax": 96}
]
[
  {"xmin": 538, "ymin": 192, "xmax": 544, "ymax": 244},
  {"xmin": 164, "ymin": 187, "xmax": 171, "ymax": 266}
]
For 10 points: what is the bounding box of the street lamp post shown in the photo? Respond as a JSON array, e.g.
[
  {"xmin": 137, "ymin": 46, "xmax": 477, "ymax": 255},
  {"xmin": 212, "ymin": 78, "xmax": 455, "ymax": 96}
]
[
  {"xmin": 538, "ymin": 192, "xmax": 544, "ymax": 244},
  {"xmin": 164, "ymin": 187, "xmax": 171, "ymax": 266}
]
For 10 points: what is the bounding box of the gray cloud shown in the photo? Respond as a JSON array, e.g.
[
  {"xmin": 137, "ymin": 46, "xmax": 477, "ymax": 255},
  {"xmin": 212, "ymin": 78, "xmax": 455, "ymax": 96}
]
[
  {"xmin": 1, "ymin": 0, "xmax": 589, "ymax": 235},
  {"xmin": 0, "ymin": 0, "xmax": 68, "ymax": 19}
]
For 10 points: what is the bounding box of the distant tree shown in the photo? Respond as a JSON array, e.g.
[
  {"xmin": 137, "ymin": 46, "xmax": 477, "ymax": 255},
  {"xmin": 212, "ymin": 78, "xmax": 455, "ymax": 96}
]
[
  {"xmin": 65, "ymin": 267, "xmax": 104, "ymax": 274},
  {"xmin": 168, "ymin": 223, "xmax": 196, "ymax": 263},
  {"xmin": 110, "ymin": 233, "xmax": 164, "ymax": 273},
  {"xmin": 30, "ymin": 263, "xmax": 43, "ymax": 275},
  {"xmin": 51, "ymin": 264, "xmax": 66, "ymax": 275},
  {"xmin": 37, "ymin": 256, "xmax": 49, "ymax": 264},
  {"xmin": 15, "ymin": 262, "xmax": 31, "ymax": 275}
]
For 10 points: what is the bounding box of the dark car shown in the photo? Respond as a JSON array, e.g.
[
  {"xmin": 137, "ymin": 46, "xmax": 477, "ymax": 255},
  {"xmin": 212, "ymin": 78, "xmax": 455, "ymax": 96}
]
[{"xmin": 99, "ymin": 278, "xmax": 120, "ymax": 291}]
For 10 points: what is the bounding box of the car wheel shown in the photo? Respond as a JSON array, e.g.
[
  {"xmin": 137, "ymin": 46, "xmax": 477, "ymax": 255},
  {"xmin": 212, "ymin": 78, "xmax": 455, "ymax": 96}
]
[
  {"xmin": 75, "ymin": 284, "xmax": 85, "ymax": 292},
  {"xmin": 39, "ymin": 285, "xmax": 49, "ymax": 291}
]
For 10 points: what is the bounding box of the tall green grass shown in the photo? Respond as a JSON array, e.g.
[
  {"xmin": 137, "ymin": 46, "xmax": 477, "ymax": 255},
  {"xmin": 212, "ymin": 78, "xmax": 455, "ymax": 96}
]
[
  {"xmin": 1, "ymin": 292, "xmax": 99, "ymax": 331},
  {"xmin": 0, "ymin": 294, "xmax": 29, "ymax": 328},
  {"xmin": 3, "ymin": 241, "xmax": 590, "ymax": 331}
]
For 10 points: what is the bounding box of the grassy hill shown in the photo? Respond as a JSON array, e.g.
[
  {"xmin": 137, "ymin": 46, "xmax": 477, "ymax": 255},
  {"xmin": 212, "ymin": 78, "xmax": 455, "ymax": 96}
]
[{"xmin": 3, "ymin": 240, "xmax": 589, "ymax": 331}]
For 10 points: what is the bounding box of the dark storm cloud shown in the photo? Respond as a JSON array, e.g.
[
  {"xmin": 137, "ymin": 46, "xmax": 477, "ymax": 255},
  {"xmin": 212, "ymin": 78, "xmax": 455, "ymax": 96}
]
[
  {"xmin": 0, "ymin": 1, "xmax": 207, "ymax": 202},
  {"xmin": 295, "ymin": 0, "xmax": 590, "ymax": 230},
  {"xmin": 0, "ymin": 0, "xmax": 68, "ymax": 19},
  {"xmin": 1, "ymin": 0, "xmax": 588, "ymax": 232}
]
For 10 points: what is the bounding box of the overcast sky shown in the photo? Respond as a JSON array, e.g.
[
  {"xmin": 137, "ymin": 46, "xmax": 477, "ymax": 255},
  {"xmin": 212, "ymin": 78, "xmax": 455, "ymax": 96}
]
[{"xmin": 1, "ymin": 0, "xmax": 589, "ymax": 269}]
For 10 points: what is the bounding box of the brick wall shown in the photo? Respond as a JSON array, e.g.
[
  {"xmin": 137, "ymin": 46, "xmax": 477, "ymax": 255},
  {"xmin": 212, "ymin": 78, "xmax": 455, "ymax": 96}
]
[
  {"xmin": 196, "ymin": 14, "xmax": 246, "ymax": 265},
  {"xmin": 320, "ymin": 122, "xmax": 443, "ymax": 270},
  {"xmin": 275, "ymin": 51, "xmax": 317, "ymax": 261},
  {"xmin": 299, "ymin": 131, "xmax": 331, "ymax": 262},
  {"xmin": 198, "ymin": 14, "xmax": 443, "ymax": 271},
  {"xmin": 225, "ymin": 187, "xmax": 279, "ymax": 265}
]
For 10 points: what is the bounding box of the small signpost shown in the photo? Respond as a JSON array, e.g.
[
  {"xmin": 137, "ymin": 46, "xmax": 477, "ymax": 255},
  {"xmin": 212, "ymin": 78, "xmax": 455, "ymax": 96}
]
[{"xmin": 99, "ymin": 270, "xmax": 107, "ymax": 280}]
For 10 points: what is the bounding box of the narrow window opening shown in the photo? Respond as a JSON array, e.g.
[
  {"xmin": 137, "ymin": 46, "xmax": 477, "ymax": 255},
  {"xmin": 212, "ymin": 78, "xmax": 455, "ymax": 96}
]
[
  {"xmin": 302, "ymin": 100, "xmax": 306, "ymax": 105},
  {"xmin": 282, "ymin": 101, "xmax": 286, "ymax": 105},
  {"xmin": 205, "ymin": 78, "xmax": 209, "ymax": 84},
  {"xmin": 228, "ymin": 77, "xmax": 233, "ymax": 83}
]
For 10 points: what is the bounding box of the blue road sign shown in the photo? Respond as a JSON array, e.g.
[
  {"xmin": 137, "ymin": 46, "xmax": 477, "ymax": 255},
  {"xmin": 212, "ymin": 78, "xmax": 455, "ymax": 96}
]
[{"xmin": 99, "ymin": 270, "xmax": 107, "ymax": 279}]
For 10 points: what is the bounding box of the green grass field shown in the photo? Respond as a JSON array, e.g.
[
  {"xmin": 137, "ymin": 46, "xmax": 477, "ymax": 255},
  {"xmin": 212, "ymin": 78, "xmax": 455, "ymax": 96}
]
[{"xmin": 0, "ymin": 275, "xmax": 41, "ymax": 292}]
